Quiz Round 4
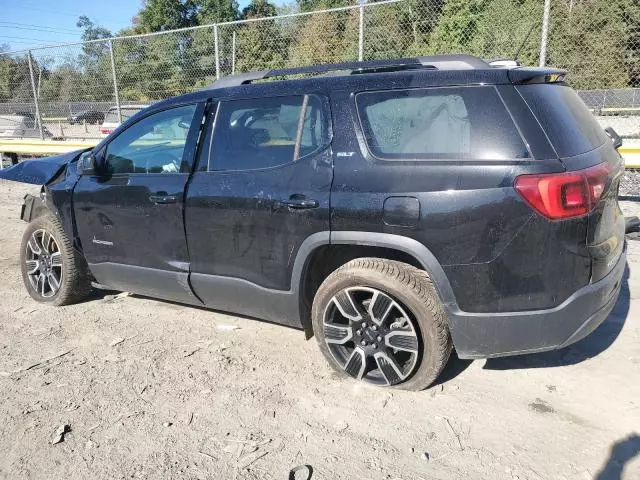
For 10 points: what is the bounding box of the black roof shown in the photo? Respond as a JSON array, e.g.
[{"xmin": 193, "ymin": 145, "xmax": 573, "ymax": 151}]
[
  {"xmin": 144, "ymin": 55, "xmax": 566, "ymax": 114},
  {"xmin": 205, "ymin": 55, "xmax": 491, "ymax": 90},
  {"xmin": 203, "ymin": 55, "xmax": 565, "ymax": 92}
]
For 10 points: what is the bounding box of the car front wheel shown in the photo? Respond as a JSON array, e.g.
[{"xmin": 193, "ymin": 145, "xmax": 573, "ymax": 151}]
[{"xmin": 20, "ymin": 213, "xmax": 92, "ymax": 306}]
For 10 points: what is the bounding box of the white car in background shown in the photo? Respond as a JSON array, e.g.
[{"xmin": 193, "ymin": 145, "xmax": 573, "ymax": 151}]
[
  {"xmin": 100, "ymin": 104, "xmax": 149, "ymax": 137},
  {"xmin": 0, "ymin": 114, "xmax": 53, "ymax": 139}
]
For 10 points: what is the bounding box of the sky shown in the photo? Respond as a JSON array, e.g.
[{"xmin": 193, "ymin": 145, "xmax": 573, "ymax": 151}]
[{"xmin": 0, "ymin": 0, "xmax": 254, "ymax": 53}]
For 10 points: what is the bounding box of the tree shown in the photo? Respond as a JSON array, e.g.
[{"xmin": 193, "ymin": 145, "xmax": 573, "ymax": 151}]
[
  {"xmin": 137, "ymin": 0, "xmax": 198, "ymax": 32},
  {"xmin": 235, "ymin": 0, "xmax": 286, "ymax": 71},
  {"xmin": 197, "ymin": 0, "xmax": 240, "ymax": 24},
  {"xmin": 546, "ymin": 0, "xmax": 631, "ymax": 89},
  {"xmin": 242, "ymin": 0, "xmax": 277, "ymax": 19},
  {"xmin": 428, "ymin": 0, "xmax": 489, "ymax": 54},
  {"xmin": 298, "ymin": 0, "xmax": 350, "ymax": 13},
  {"xmin": 467, "ymin": 0, "xmax": 541, "ymax": 64},
  {"xmin": 0, "ymin": 53, "xmax": 32, "ymax": 102},
  {"xmin": 77, "ymin": 16, "xmax": 112, "ymax": 42},
  {"xmin": 288, "ymin": 0, "xmax": 352, "ymax": 65}
]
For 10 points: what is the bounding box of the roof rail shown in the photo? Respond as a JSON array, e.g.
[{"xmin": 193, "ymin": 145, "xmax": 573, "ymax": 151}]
[{"xmin": 204, "ymin": 54, "xmax": 489, "ymax": 90}]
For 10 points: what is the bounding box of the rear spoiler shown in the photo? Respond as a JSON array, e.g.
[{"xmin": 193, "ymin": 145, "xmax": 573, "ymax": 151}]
[{"xmin": 507, "ymin": 67, "xmax": 567, "ymax": 84}]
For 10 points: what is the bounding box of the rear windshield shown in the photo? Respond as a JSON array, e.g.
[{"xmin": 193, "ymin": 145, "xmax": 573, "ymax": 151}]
[
  {"xmin": 103, "ymin": 107, "xmax": 143, "ymax": 123},
  {"xmin": 517, "ymin": 84, "xmax": 608, "ymax": 157},
  {"xmin": 356, "ymin": 86, "xmax": 530, "ymax": 160}
]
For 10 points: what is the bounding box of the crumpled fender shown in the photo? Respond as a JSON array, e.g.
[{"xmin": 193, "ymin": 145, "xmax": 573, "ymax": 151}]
[{"xmin": 0, "ymin": 149, "xmax": 88, "ymax": 185}]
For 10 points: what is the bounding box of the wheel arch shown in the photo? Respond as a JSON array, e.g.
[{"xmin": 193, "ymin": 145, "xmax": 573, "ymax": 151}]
[
  {"xmin": 296, "ymin": 231, "xmax": 458, "ymax": 338},
  {"xmin": 21, "ymin": 192, "xmax": 50, "ymax": 223}
]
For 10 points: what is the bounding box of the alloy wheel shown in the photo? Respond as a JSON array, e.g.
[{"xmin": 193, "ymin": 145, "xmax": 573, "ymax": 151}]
[
  {"xmin": 322, "ymin": 286, "xmax": 420, "ymax": 386},
  {"xmin": 25, "ymin": 229, "xmax": 63, "ymax": 298}
]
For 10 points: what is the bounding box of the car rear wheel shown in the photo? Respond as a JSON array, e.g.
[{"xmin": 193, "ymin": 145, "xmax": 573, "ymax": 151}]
[
  {"xmin": 312, "ymin": 258, "xmax": 452, "ymax": 391},
  {"xmin": 20, "ymin": 213, "xmax": 92, "ymax": 306}
]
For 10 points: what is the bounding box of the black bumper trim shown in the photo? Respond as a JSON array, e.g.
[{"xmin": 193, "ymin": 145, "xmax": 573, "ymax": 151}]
[{"xmin": 447, "ymin": 248, "xmax": 626, "ymax": 359}]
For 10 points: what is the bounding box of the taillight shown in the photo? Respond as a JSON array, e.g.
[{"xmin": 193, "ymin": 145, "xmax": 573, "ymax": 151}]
[
  {"xmin": 100, "ymin": 128, "xmax": 112, "ymax": 135},
  {"xmin": 514, "ymin": 163, "xmax": 611, "ymax": 219}
]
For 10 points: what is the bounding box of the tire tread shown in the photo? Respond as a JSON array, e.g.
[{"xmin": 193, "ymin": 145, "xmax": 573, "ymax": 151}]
[{"xmin": 312, "ymin": 257, "xmax": 452, "ymax": 390}]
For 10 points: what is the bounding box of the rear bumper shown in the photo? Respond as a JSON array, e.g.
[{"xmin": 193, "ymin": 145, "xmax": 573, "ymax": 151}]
[{"xmin": 448, "ymin": 246, "xmax": 626, "ymax": 359}]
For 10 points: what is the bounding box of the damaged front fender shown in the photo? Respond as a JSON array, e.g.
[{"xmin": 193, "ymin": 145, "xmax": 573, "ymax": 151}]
[{"xmin": 0, "ymin": 149, "xmax": 89, "ymax": 185}]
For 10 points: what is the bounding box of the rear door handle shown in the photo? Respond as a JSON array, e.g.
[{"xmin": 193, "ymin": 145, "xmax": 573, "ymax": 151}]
[
  {"xmin": 149, "ymin": 195, "xmax": 177, "ymax": 204},
  {"xmin": 280, "ymin": 198, "xmax": 319, "ymax": 210}
]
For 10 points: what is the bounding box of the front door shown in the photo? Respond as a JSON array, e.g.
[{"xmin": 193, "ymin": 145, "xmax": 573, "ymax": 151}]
[
  {"xmin": 185, "ymin": 93, "xmax": 332, "ymax": 322},
  {"xmin": 74, "ymin": 102, "xmax": 204, "ymax": 303}
]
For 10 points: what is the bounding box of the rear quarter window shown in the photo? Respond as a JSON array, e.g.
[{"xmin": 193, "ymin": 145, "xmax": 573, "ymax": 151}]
[
  {"xmin": 356, "ymin": 86, "xmax": 529, "ymax": 161},
  {"xmin": 516, "ymin": 84, "xmax": 608, "ymax": 158}
]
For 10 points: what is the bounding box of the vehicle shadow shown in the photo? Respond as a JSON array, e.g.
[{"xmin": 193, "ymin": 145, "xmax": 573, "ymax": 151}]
[
  {"xmin": 594, "ymin": 434, "xmax": 640, "ymax": 480},
  {"xmin": 433, "ymin": 350, "xmax": 473, "ymax": 386},
  {"xmin": 483, "ymin": 263, "xmax": 630, "ymax": 371}
]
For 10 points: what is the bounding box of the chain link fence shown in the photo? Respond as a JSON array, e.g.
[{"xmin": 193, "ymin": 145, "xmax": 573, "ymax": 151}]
[{"xmin": 1, "ymin": 0, "xmax": 639, "ymax": 139}]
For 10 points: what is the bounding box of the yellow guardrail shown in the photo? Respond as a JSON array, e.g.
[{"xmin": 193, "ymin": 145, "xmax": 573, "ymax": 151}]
[
  {"xmin": 2, "ymin": 139, "xmax": 640, "ymax": 168},
  {"xmin": 621, "ymin": 147, "xmax": 640, "ymax": 169},
  {"xmin": 0, "ymin": 139, "xmax": 97, "ymax": 155}
]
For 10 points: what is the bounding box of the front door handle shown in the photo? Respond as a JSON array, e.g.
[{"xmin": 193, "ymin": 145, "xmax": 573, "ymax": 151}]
[
  {"xmin": 280, "ymin": 198, "xmax": 319, "ymax": 210},
  {"xmin": 149, "ymin": 194, "xmax": 177, "ymax": 204}
]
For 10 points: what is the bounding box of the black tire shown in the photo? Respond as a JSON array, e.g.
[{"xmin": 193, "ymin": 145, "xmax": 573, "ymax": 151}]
[
  {"xmin": 312, "ymin": 258, "xmax": 452, "ymax": 391},
  {"xmin": 20, "ymin": 213, "xmax": 92, "ymax": 306}
]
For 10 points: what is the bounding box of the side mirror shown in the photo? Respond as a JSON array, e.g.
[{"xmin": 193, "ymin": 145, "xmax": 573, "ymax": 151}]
[
  {"xmin": 604, "ymin": 127, "xmax": 623, "ymax": 150},
  {"xmin": 77, "ymin": 152, "xmax": 99, "ymax": 176}
]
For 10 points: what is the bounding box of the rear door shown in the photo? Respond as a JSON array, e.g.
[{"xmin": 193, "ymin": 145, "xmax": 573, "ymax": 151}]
[
  {"xmin": 185, "ymin": 93, "xmax": 332, "ymax": 316},
  {"xmin": 74, "ymin": 102, "xmax": 205, "ymax": 303}
]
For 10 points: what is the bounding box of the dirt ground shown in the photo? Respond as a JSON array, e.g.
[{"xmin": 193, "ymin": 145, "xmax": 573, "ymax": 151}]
[{"xmin": 0, "ymin": 179, "xmax": 638, "ymax": 480}]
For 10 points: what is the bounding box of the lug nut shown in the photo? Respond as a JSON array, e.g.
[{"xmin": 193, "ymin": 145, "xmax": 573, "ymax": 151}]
[
  {"xmin": 371, "ymin": 325, "xmax": 378, "ymax": 331},
  {"xmin": 361, "ymin": 322, "xmax": 367, "ymax": 328},
  {"xmin": 356, "ymin": 329, "xmax": 362, "ymax": 335},
  {"xmin": 373, "ymin": 343, "xmax": 378, "ymax": 349},
  {"xmin": 361, "ymin": 340, "xmax": 367, "ymax": 346},
  {"xmin": 377, "ymin": 335, "xmax": 382, "ymax": 342}
]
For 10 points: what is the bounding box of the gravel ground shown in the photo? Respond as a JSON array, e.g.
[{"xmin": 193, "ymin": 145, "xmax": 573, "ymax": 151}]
[
  {"xmin": 621, "ymin": 169, "xmax": 640, "ymax": 197},
  {"xmin": 0, "ymin": 180, "xmax": 639, "ymax": 480}
]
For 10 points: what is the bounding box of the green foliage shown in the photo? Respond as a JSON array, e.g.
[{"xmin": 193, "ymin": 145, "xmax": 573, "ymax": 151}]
[
  {"xmin": 467, "ymin": 0, "xmax": 541, "ymax": 65},
  {"xmin": 137, "ymin": 0, "xmax": 199, "ymax": 32},
  {"xmin": 197, "ymin": 0, "xmax": 240, "ymax": 24},
  {"xmin": 0, "ymin": 54, "xmax": 31, "ymax": 102},
  {"xmin": 288, "ymin": 9, "xmax": 349, "ymax": 66},
  {"xmin": 429, "ymin": 0, "xmax": 489, "ymax": 53},
  {"xmin": 298, "ymin": 0, "xmax": 351, "ymax": 14},
  {"xmin": 242, "ymin": 0, "xmax": 277, "ymax": 19},
  {"xmin": 236, "ymin": 0, "xmax": 286, "ymax": 71},
  {"xmin": 546, "ymin": 0, "xmax": 633, "ymax": 89},
  {"xmin": 1, "ymin": 0, "xmax": 639, "ymax": 108}
]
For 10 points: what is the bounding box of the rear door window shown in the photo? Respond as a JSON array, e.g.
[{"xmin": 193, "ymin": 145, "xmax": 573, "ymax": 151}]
[
  {"xmin": 356, "ymin": 86, "xmax": 529, "ymax": 160},
  {"xmin": 517, "ymin": 84, "xmax": 608, "ymax": 157},
  {"xmin": 210, "ymin": 94, "xmax": 328, "ymax": 171}
]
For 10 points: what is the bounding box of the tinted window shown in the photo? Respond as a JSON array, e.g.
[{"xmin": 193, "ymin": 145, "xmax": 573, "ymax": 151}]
[
  {"xmin": 210, "ymin": 95, "xmax": 326, "ymax": 171},
  {"xmin": 105, "ymin": 104, "xmax": 196, "ymax": 174},
  {"xmin": 517, "ymin": 84, "xmax": 608, "ymax": 157},
  {"xmin": 356, "ymin": 86, "xmax": 529, "ymax": 160}
]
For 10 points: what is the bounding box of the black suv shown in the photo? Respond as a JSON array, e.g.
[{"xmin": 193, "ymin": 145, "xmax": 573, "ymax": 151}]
[{"xmin": 1, "ymin": 55, "xmax": 626, "ymax": 390}]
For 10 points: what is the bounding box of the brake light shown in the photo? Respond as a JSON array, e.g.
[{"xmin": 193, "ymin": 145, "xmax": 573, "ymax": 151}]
[
  {"xmin": 514, "ymin": 163, "xmax": 611, "ymax": 219},
  {"xmin": 100, "ymin": 128, "xmax": 112, "ymax": 135}
]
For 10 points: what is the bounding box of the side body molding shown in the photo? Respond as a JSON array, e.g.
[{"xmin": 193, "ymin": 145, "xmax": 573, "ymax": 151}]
[
  {"xmin": 189, "ymin": 230, "xmax": 459, "ymax": 331},
  {"xmin": 189, "ymin": 231, "xmax": 331, "ymax": 328}
]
